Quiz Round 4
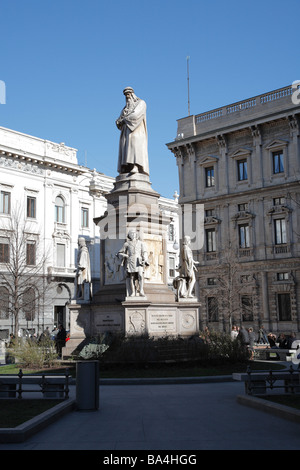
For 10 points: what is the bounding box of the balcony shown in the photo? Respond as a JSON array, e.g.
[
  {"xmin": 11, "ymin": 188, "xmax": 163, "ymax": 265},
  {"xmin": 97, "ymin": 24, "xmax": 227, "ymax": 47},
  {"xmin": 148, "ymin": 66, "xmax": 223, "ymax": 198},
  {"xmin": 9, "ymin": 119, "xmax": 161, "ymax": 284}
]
[
  {"xmin": 205, "ymin": 252, "xmax": 218, "ymax": 261},
  {"xmin": 238, "ymin": 248, "xmax": 253, "ymax": 258},
  {"xmin": 273, "ymin": 244, "xmax": 290, "ymax": 255},
  {"xmin": 51, "ymin": 266, "xmax": 75, "ymax": 278}
]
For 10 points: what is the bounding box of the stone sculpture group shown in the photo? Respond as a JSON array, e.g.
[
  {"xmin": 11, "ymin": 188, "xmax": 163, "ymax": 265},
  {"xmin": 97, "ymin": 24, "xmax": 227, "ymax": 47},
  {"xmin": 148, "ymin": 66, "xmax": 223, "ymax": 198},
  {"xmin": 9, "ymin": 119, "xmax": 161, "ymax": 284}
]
[{"xmin": 74, "ymin": 88, "xmax": 199, "ymax": 301}]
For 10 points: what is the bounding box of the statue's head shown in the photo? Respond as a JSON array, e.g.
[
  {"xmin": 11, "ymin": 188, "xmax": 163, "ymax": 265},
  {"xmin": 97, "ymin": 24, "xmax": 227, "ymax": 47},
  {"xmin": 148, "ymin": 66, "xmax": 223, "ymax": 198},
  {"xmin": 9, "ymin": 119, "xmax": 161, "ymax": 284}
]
[
  {"xmin": 78, "ymin": 237, "xmax": 86, "ymax": 246},
  {"xmin": 123, "ymin": 87, "xmax": 138, "ymax": 104},
  {"xmin": 183, "ymin": 235, "xmax": 191, "ymax": 245},
  {"xmin": 127, "ymin": 230, "xmax": 137, "ymax": 240},
  {"xmin": 123, "ymin": 86, "xmax": 134, "ymax": 97}
]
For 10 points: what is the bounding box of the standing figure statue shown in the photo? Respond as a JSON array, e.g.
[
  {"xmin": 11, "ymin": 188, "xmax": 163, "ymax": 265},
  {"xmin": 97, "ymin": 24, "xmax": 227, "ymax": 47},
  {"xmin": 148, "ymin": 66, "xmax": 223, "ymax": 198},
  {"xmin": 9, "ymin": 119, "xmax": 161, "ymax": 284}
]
[
  {"xmin": 116, "ymin": 87, "xmax": 149, "ymax": 176},
  {"xmin": 117, "ymin": 230, "xmax": 149, "ymax": 297},
  {"xmin": 174, "ymin": 235, "xmax": 199, "ymax": 299},
  {"xmin": 75, "ymin": 237, "xmax": 91, "ymax": 299}
]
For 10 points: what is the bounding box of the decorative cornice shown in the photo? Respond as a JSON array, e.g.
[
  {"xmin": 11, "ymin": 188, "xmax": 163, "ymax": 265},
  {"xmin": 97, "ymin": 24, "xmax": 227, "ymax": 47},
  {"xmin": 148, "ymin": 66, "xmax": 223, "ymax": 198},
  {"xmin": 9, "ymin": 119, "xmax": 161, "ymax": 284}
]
[{"xmin": 0, "ymin": 149, "xmax": 84, "ymax": 175}]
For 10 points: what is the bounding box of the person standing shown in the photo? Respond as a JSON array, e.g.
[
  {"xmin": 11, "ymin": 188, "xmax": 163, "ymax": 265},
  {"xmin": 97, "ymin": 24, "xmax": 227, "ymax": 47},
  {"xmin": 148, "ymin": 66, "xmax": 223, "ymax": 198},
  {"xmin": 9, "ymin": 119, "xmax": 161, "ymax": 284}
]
[
  {"xmin": 258, "ymin": 325, "xmax": 268, "ymax": 344},
  {"xmin": 55, "ymin": 324, "xmax": 66, "ymax": 358},
  {"xmin": 231, "ymin": 325, "xmax": 238, "ymax": 341},
  {"xmin": 248, "ymin": 327, "xmax": 256, "ymax": 359}
]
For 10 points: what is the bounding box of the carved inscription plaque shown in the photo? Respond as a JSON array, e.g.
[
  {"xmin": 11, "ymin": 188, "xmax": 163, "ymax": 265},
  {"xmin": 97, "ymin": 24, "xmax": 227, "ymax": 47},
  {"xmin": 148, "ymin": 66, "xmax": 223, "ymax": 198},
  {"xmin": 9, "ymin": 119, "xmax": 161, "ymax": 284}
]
[
  {"xmin": 148, "ymin": 310, "xmax": 176, "ymax": 333},
  {"xmin": 95, "ymin": 313, "xmax": 123, "ymax": 332}
]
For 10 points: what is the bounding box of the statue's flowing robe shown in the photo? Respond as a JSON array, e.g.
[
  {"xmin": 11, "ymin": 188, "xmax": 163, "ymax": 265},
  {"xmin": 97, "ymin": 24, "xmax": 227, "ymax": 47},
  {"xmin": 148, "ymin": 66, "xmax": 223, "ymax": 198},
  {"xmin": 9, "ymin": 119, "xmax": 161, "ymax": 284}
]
[
  {"xmin": 117, "ymin": 99, "xmax": 149, "ymax": 175},
  {"xmin": 181, "ymin": 244, "xmax": 197, "ymax": 279},
  {"xmin": 77, "ymin": 246, "xmax": 91, "ymax": 284}
]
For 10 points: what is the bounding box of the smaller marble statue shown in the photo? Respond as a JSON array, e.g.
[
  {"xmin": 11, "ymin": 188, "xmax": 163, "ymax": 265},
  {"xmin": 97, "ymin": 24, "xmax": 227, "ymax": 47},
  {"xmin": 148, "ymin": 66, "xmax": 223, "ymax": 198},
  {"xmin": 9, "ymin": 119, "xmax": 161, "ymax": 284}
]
[
  {"xmin": 117, "ymin": 230, "xmax": 149, "ymax": 297},
  {"xmin": 173, "ymin": 235, "xmax": 199, "ymax": 299},
  {"xmin": 74, "ymin": 237, "xmax": 91, "ymax": 299}
]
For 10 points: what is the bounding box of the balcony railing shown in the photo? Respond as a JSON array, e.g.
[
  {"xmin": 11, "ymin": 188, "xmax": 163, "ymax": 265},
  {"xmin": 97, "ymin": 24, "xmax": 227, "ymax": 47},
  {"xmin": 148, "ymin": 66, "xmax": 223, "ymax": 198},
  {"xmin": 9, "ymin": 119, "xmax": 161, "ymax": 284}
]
[
  {"xmin": 53, "ymin": 267, "xmax": 75, "ymax": 275},
  {"xmin": 273, "ymin": 244, "xmax": 290, "ymax": 254},
  {"xmin": 195, "ymin": 85, "xmax": 293, "ymax": 125},
  {"xmin": 238, "ymin": 248, "xmax": 253, "ymax": 258}
]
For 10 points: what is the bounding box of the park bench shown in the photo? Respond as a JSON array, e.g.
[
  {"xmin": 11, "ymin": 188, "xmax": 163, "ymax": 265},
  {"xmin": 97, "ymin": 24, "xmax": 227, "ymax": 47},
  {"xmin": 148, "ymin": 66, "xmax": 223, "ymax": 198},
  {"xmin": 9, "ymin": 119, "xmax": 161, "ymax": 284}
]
[
  {"xmin": 0, "ymin": 369, "xmax": 71, "ymax": 399},
  {"xmin": 232, "ymin": 366, "xmax": 300, "ymax": 396}
]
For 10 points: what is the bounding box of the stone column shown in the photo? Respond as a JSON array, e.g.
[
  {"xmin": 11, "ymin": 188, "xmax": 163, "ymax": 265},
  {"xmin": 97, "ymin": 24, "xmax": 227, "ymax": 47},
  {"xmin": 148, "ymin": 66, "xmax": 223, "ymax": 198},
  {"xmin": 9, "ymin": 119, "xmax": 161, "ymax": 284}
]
[
  {"xmin": 261, "ymin": 271, "xmax": 271, "ymax": 329},
  {"xmin": 216, "ymin": 134, "xmax": 228, "ymax": 194}
]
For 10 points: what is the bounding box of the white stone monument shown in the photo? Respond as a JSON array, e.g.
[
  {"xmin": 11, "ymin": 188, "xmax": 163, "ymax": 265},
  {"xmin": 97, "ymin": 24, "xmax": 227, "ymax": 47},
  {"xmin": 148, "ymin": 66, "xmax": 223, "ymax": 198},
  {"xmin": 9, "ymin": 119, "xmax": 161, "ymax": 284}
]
[{"xmin": 67, "ymin": 87, "xmax": 200, "ymax": 349}]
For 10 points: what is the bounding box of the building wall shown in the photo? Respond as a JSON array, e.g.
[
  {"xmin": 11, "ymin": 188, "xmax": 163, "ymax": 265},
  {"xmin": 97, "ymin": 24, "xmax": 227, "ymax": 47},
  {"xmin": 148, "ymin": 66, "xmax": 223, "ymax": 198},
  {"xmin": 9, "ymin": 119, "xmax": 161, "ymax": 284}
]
[
  {"xmin": 0, "ymin": 126, "xmax": 113, "ymax": 339},
  {"xmin": 167, "ymin": 85, "xmax": 300, "ymax": 335}
]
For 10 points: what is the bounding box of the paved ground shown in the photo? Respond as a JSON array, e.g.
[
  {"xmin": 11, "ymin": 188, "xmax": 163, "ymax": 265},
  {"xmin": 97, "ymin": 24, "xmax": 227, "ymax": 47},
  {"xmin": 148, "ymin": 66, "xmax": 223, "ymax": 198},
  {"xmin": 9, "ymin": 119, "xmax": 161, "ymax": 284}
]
[{"xmin": 1, "ymin": 380, "xmax": 300, "ymax": 451}]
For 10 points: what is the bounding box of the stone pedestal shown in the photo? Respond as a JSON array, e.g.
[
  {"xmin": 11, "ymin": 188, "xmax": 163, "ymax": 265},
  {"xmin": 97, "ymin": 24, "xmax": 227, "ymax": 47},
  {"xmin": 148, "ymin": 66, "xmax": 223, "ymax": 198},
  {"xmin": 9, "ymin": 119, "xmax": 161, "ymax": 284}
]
[
  {"xmin": 124, "ymin": 299, "xmax": 200, "ymax": 337},
  {"xmin": 89, "ymin": 171, "xmax": 200, "ymax": 338},
  {"xmin": 62, "ymin": 301, "xmax": 91, "ymax": 358}
]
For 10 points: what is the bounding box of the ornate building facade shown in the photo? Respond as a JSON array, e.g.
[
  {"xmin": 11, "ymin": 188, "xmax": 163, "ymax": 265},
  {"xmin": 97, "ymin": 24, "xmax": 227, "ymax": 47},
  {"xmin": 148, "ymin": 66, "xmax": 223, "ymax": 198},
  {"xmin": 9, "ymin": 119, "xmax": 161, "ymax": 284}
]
[{"xmin": 167, "ymin": 84, "xmax": 300, "ymax": 335}]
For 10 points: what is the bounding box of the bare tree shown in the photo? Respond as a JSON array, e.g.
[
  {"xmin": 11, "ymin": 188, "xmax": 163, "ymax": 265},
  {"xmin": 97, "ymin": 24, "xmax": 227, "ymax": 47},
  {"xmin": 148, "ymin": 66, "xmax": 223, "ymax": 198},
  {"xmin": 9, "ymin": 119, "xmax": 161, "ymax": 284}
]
[
  {"xmin": 203, "ymin": 245, "xmax": 254, "ymax": 333},
  {"xmin": 0, "ymin": 205, "xmax": 52, "ymax": 336}
]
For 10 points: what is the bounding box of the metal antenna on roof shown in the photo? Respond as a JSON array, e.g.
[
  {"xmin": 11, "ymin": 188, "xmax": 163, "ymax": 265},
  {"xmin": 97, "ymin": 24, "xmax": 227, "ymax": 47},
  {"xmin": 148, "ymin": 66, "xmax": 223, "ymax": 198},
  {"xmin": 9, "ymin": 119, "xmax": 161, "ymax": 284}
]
[{"xmin": 187, "ymin": 56, "xmax": 190, "ymax": 116}]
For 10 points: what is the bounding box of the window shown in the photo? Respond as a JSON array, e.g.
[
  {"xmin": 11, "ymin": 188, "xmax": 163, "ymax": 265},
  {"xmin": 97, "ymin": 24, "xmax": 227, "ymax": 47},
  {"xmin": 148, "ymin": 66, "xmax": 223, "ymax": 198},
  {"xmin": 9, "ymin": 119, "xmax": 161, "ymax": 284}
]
[
  {"xmin": 274, "ymin": 218, "xmax": 287, "ymax": 245},
  {"xmin": 0, "ymin": 286, "xmax": 9, "ymax": 319},
  {"xmin": 0, "ymin": 191, "xmax": 10, "ymax": 214},
  {"xmin": 277, "ymin": 272, "xmax": 289, "ymax": 281},
  {"xmin": 239, "ymin": 224, "xmax": 250, "ymax": 248},
  {"xmin": 23, "ymin": 287, "xmax": 36, "ymax": 322},
  {"xmin": 168, "ymin": 223, "xmax": 175, "ymax": 241},
  {"xmin": 0, "ymin": 238, "xmax": 9, "ymax": 263},
  {"xmin": 241, "ymin": 274, "xmax": 252, "ymax": 283},
  {"xmin": 273, "ymin": 197, "xmax": 285, "ymax": 206},
  {"xmin": 207, "ymin": 297, "xmax": 218, "ymax": 322},
  {"xmin": 26, "ymin": 242, "xmax": 36, "ymax": 266},
  {"xmin": 81, "ymin": 207, "xmax": 89, "ymax": 228},
  {"xmin": 238, "ymin": 203, "xmax": 248, "ymax": 211},
  {"xmin": 241, "ymin": 295, "xmax": 253, "ymax": 321},
  {"xmin": 278, "ymin": 293, "xmax": 291, "ymax": 321},
  {"xmin": 168, "ymin": 256, "xmax": 176, "ymax": 278},
  {"xmin": 56, "ymin": 243, "xmax": 65, "ymax": 267},
  {"xmin": 27, "ymin": 196, "xmax": 36, "ymax": 218},
  {"xmin": 206, "ymin": 228, "xmax": 216, "ymax": 252},
  {"xmin": 205, "ymin": 209, "xmax": 214, "ymax": 217},
  {"xmin": 273, "ymin": 151, "xmax": 284, "ymax": 174},
  {"xmin": 238, "ymin": 159, "xmax": 247, "ymax": 181},
  {"xmin": 207, "ymin": 277, "xmax": 217, "ymax": 286},
  {"xmin": 55, "ymin": 196, "xmax": 65, "ymax": 223},
  {"xmin": 205, "ymin": 167, "xmax": 215, "ymax": 187}
]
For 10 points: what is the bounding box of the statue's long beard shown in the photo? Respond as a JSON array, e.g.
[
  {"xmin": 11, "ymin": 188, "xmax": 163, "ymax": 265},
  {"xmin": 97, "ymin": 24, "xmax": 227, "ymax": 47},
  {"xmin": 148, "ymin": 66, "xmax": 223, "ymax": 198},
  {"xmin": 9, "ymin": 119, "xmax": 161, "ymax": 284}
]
[{"xmin": 122, "ymin": 94, "xmax": 139, "ymax": 117}]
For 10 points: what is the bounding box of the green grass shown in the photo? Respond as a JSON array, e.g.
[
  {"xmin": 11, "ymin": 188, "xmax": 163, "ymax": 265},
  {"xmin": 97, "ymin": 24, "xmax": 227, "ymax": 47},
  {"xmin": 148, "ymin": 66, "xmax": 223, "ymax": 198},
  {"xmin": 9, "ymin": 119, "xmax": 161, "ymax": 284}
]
[
  {"xmin": 0, "ymin": 360, "xmax": 285, "ymax": 379},
  {"xmin": 0, "ymin": 399, "xmax": 63, "ymax": 428},
  {"xmin": 264, "ymin": 395, "xmax": 300, "ymax": 411},
  {"xmin": 97, "ymin": 360, "xmax": 285, "ymax": 378}
]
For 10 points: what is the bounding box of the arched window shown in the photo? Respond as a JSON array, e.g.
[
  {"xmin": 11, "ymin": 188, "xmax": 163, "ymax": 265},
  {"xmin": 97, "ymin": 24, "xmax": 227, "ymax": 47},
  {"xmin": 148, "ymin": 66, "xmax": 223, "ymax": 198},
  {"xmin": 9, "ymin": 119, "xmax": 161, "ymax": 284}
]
[
  {"xmin": 0, "ymin": 286, "xmax": 9, "ymax": 319},
  {"xmin": 23, "ymin": 287, "xmax": 36, "ymax": 322},
  {"xmin": 55, "ymin": 196, "xmax": 65, "ymax": 223}
]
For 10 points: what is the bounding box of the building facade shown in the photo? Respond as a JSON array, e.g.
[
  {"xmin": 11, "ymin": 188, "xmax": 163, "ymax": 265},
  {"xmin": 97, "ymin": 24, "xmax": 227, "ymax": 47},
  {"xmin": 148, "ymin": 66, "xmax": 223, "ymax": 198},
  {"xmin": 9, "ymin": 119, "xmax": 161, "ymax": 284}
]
[
  {"xmin": 167, "ymin": 84, "xmax": 300, "ymax": 335},
  {"xmin": 0, "ymin": 125, "xmax": 114, "ymax": 339}
]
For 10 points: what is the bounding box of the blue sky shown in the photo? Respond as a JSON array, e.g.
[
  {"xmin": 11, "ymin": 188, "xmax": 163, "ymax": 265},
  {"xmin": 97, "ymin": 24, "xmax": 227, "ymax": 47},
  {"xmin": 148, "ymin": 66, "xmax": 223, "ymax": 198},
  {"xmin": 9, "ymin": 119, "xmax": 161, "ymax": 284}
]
[{"xmin": 0, "ymin": 0, "xmax": 299, "ymax": 199}]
